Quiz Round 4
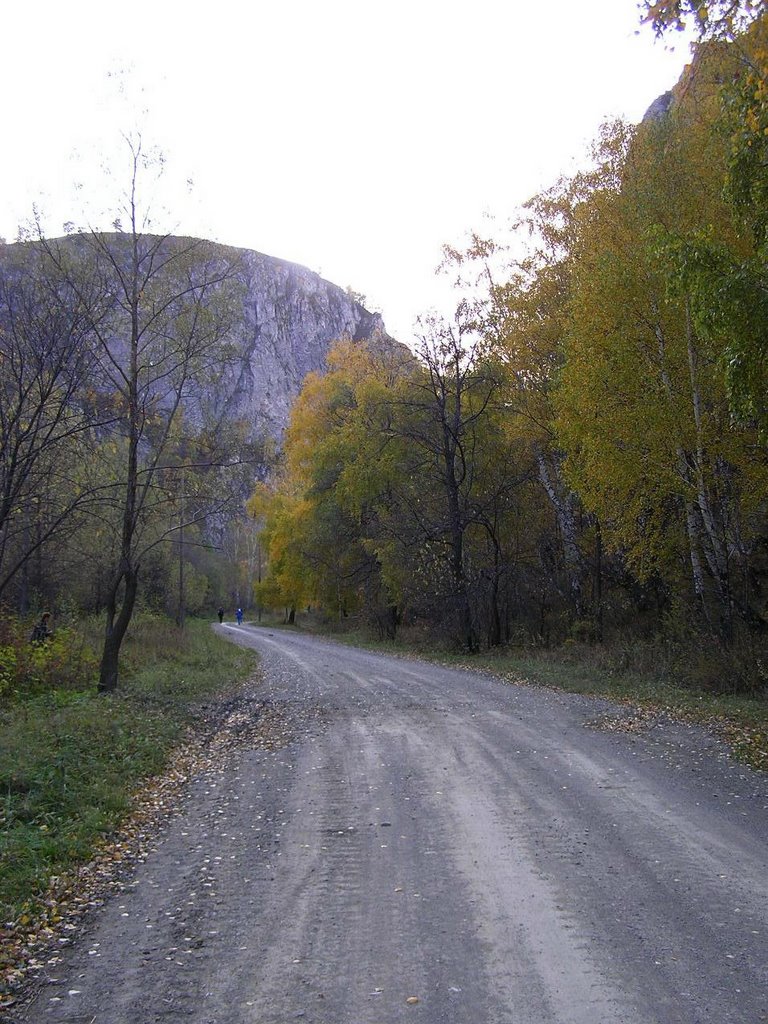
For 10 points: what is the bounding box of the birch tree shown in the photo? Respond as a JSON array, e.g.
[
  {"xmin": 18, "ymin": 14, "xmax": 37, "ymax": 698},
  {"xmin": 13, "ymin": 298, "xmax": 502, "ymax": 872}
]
[{"xmin": 554, "ymin": 102, "xmax": 768, "ymax": 639}]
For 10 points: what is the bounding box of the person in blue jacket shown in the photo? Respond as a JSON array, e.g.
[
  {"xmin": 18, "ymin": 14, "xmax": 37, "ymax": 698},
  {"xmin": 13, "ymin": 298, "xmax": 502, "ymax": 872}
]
[{"xmin": 236, "ymin": 607, "xmax": 243, "ymax": 625}]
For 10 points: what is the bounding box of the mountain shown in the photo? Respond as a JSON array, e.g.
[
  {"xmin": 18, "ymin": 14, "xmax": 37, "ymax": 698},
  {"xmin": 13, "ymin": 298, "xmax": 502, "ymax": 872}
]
[
  {"xmin": 642, "ymin": 90, "xmax": 674, "ymax": 122},
  {"xmin": 1, "ymin": 234, "xmax": 393, "ymax": 444},
  {"xmin": 213, "ymin": 244, "xmax": 390, "ymax": 439}
]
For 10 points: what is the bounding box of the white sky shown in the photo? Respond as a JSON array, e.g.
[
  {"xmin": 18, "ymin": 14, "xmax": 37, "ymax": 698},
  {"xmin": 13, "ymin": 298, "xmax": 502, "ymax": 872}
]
[{"xmin": 0, "ymin": 0, "xmax": 692, "ymax": 343}]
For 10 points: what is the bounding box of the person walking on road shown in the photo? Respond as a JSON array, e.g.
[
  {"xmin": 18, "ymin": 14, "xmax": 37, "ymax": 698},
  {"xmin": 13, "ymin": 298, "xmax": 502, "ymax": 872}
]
[
  {"xmin": 236, "ymin": 607, "xmax": 243, "ymax": 625},
  {"xmin": 217, "ymin": 607, "xmax": 224, "ymax": 624}
]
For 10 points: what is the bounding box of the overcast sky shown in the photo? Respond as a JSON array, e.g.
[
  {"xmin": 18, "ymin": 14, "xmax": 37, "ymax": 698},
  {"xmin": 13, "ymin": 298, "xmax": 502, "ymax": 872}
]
[{"xmin": 1, "ymin": 0, "xmax": 692, "ymax": 342}]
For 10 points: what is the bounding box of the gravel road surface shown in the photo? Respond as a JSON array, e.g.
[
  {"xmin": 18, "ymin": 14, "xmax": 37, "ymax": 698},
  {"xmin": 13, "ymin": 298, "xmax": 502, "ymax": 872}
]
[{"xmin": 16, "ymin": 624, "xmax": 768, "ymax": 1024}]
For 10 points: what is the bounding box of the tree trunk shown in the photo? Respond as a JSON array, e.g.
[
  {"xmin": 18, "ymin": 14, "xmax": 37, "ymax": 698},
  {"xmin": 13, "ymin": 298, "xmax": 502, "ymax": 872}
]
[
  {"xmin": 487, "ymin": 536, "xmax": 503, "ymax": 648},
  {"xmin": 684, "ymin": 306, "xmax": 733, "ymax": 641},
  {"xmin": 450, "ymin": 525, "xmax": 476, "ymax": 651},
  {"xmin": 537, "ymin": 451, "xmax": 584, "ymax": 618},
  {"xmin": 98, "ymin": 568, "xmax": 139, "ymax": 693},
  {"xmin": 593, "ymin": 520, "xmax": 603, "ymax": 644}
]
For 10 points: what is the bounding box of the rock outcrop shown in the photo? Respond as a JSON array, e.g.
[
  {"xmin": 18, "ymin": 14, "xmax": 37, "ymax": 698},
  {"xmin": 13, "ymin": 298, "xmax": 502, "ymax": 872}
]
[
  {"xmin": 642, "ymin": 90, "xmax": 674, "ymax": 122},
  {"xmin": 1, "ymin": 234, "xmax": 392, "ymax": 444},
  {"xmin": 216, "ymin": 246, "xmax": 389, "ymax": 439}
]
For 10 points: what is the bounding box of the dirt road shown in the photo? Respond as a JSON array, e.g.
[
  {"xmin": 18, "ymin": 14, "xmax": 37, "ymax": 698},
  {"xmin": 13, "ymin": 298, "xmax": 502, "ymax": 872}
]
[{"xmin": 16, "ymin": 625, "xmax": 768, "ymax": 1023}]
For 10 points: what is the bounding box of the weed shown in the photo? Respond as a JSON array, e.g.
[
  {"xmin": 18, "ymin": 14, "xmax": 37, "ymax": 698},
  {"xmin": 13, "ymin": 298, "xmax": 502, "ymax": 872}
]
[{"xmin": 0, "ymin": 615, "xmax": 99, "ymax": 702}]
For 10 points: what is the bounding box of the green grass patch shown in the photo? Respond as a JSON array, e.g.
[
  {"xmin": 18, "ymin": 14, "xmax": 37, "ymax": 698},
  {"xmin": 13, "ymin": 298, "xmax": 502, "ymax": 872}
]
[{"xmin": 0, "ymin": 616, "xmax": 256, "ymax": 923}]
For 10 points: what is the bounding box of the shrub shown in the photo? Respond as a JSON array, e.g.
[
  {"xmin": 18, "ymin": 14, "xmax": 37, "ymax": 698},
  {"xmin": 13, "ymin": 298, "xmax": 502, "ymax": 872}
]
[{"xmin": 0, "ymin": 615, "xmax": 99, "ymax": 701}]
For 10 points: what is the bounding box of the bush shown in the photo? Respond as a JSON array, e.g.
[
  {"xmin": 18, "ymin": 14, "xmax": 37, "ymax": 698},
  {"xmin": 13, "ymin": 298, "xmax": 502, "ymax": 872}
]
[{"xmin": 0, "ymin": 615, "xmax": 99, "ymax": 701}]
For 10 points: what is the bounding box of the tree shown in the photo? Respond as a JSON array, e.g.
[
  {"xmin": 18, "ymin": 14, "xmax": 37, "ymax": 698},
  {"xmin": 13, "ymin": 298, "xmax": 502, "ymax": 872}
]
[
  {"xmin": 482, "ymin": 242, "xmax": 591, "ymax": 626},
  {"xmin": 642, "ymin": 0, "xmax": 764, "ymax": 38},
  {"xmin": 327, "ymin": 315, "xmax": 521, "ymax": 650},
  {"xmin": 646, "ymin": 19, "xmax": 768, "ymax": 429},
  {"xmin": 40, "ymin": 136, "xmax": 243, "ymax": 691},
  {"xmin": 248, "ymin": 483, "xmax": 314, "ymax": 623},
  {"xmin": 441, "ymin": 195, "xmax": 613, "ymax": 638},
  {"xmin": 249, "ymin": 339, "xmax": 400, "ymax": 627},
  {"xmin": 400, "ymin": 310, "xmax": 501, "ymax": 650},
  {"xmin": 0, "ymin": 240, "xmax": 106, "ymax": 606},
  {"xmin": 554, "ymin": 91, "xmax": 768, "ymax": 641}
]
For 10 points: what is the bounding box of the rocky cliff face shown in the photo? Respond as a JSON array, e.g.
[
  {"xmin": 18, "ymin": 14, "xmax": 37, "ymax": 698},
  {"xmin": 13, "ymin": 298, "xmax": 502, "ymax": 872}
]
[
  {"xmin": 216, "ymin": 246, "xmax": 388, "ymax": 439},
  {"xmin": 643, "ymin": 90, "xmax": 674, "ymax": 122},
  {"xmin": 1, "ymin": 234, "xmax": 390, "ymax": 444}
]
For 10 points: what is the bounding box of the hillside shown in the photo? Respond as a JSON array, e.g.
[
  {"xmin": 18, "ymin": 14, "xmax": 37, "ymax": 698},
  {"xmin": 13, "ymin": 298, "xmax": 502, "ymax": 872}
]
[
  {"xmin": 210, "ymin": 243, "xmax": 390, "ymax": 439},
  {"xmin": 1, "ymin": 233, "xmax": 392, "ymax": 443}
]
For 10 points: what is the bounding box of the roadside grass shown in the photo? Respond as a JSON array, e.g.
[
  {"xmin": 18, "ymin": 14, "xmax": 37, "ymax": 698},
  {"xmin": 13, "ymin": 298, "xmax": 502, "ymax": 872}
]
[
  {"xmin": 452, "ymin": 648, "xmax": 768, "ymax": 772},
  {"xmin": 282, "ymin": 616, "xmax": 768, "ymax": 773},
  {"xmin": 0, "ymin": 616, "xmax": 256, "ymax": 925}
]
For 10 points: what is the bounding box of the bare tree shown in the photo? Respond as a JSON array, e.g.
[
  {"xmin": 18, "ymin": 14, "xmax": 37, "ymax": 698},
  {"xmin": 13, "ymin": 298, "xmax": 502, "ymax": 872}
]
[
  {"xmin": 40, "ymin": 137, "xmax": 243, "ymax": 691},
  {"xmin": 0, "ymin": 241, "xmax": 108, "ymax": 604},
  {"xmin": 379, "ymin": 305, "xmax": 502, "ymax": 650}
]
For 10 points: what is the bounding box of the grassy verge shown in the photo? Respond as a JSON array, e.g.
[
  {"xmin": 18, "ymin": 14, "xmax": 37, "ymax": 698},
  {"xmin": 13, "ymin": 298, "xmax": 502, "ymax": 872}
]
[{"xmin": 0, "ymin": 616, "xmax": 256, "ymax": 925}]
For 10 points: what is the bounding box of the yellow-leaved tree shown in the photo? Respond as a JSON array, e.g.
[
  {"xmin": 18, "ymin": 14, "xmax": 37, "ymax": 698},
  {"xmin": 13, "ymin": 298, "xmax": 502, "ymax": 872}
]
[{"xmin": 554, "ymin": 48, "xmax": 768, "ymax": 642}]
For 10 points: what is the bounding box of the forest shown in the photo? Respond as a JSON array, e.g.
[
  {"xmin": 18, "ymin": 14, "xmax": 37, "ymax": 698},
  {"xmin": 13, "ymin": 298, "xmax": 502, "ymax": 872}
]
[
  {"xmin": 251, "ymin": 10, "xmax": 768, "ymax": 693},
  {"xmin": 2, "ymin": 3, "xmax": 768, "ymax": 697},
  {"xmin": 0, "ymin": 140, "xmax": 269, "ymax": 694},
  {"xmin": 5, "ymin": 2, "xmax": 768, "ymax": 1007}
]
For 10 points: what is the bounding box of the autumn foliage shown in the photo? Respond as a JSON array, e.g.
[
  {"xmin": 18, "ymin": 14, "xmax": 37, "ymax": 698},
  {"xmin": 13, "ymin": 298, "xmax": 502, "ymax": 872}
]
[{"xmin": 252, "ymin": 23, "xmax": 768, "ymax": 691}]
